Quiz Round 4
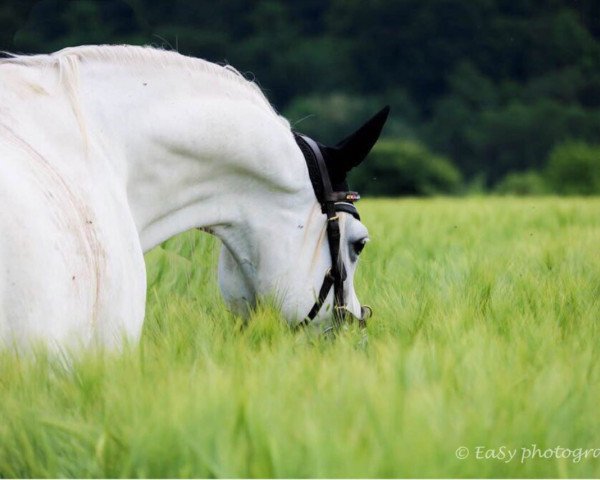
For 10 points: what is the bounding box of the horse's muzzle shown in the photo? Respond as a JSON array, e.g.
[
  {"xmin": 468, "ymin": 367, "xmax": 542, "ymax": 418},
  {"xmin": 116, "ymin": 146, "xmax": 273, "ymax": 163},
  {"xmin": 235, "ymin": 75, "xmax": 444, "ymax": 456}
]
[{"xmin": 358, "ymin": 304, "xmax": 373, "ymax": 328}]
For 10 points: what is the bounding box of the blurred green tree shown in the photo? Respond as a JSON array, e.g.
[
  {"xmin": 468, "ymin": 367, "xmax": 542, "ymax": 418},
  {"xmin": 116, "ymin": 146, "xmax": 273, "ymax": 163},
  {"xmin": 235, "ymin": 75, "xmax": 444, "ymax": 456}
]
[
  {"xmin": 494, "ymin": 171, "xmax": 548, "ymax": 196},
  {"xmin": 349, "ymin": 139, "xmax": 463, "ymax": 196},
  {"xmin": 545, "ymin": 142, "xmax": 600, "ymax": 195}
]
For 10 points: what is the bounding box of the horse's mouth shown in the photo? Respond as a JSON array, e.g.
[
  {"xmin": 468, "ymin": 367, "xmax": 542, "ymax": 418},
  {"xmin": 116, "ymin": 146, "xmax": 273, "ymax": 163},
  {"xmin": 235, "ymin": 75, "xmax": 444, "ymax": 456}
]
[
  {"xmin": 334, "ymin": 304, "xmax": 373, "ymax": 329},
  {"xmin": 360, "ymin": 305, "xmax": 373, "ymax": 322}
]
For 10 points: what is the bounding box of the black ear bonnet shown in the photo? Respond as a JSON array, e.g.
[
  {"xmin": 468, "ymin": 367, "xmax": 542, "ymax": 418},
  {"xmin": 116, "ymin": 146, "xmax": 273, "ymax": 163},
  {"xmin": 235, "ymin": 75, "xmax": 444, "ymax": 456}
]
[
  {"xmin": 294, "ymin": 136, "xmax": 347, "ymax": 203},
  {"xmin": 293, "ymin": 105, "xmax": 390, "ymax": 205}
]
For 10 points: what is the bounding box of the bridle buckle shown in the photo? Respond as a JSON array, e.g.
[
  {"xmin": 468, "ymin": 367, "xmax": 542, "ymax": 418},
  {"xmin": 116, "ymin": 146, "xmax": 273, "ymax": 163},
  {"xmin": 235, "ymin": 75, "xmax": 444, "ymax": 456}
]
[{"xmin": 324, "ymin": 268, "xmax": 334, "ymax": 281}]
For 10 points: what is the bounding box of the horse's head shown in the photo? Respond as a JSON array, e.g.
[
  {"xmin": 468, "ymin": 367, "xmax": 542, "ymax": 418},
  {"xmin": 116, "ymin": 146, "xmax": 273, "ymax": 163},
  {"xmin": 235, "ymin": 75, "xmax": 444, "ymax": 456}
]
[{"xmin": 217, "ymin": 106, "xmax": 390, "ymax": 330}]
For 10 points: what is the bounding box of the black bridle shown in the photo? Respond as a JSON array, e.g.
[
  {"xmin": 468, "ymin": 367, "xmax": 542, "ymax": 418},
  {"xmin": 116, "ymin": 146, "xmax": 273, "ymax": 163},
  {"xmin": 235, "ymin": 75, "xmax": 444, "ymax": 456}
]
[{"xmin": 294, "ymin": 133, "xmax": 372, "ymax": 329}]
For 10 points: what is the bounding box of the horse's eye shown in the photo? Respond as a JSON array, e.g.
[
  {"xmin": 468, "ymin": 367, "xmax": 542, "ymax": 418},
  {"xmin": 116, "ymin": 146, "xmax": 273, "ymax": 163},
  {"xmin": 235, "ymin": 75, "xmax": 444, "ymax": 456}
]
[{"xmin": 352, "ymin": 238, "xmax": 368, "ymax": 256}]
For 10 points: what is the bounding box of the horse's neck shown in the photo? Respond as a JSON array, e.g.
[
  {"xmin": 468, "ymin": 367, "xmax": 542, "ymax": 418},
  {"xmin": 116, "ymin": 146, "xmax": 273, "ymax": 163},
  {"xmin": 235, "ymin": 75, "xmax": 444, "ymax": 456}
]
[{"xmin": 75, "ymin": 60, "xmax": 305, "ymax": 252}]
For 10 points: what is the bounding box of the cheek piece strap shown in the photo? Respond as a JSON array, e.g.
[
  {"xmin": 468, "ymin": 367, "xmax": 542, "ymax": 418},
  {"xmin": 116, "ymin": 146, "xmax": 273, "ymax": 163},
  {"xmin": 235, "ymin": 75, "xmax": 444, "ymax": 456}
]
[{"xmin": 293, "ymin": 133, "xmax": 373, "ymax": 330}]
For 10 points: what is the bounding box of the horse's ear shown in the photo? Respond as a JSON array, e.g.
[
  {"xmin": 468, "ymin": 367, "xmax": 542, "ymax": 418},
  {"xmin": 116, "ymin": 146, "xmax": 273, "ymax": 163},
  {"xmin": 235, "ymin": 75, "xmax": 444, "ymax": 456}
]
[{"xmin": 326, "ymin": 105, "xmax": 390, "ymax": 173}]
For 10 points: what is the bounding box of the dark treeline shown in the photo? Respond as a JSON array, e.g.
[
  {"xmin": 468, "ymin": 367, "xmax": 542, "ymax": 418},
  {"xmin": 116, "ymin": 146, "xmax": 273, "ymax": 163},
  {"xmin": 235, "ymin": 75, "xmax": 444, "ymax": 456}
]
[{"xmin": 1, "ymin": 1, "xmax": 599, "ymax": 194}]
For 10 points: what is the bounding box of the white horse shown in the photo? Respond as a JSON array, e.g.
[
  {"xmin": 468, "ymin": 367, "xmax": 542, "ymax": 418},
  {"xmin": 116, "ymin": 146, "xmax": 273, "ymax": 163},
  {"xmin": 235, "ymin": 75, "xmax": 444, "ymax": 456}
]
[{"xmin": 0, "ymin": 45, "xmax": 388, "ymax": 350}]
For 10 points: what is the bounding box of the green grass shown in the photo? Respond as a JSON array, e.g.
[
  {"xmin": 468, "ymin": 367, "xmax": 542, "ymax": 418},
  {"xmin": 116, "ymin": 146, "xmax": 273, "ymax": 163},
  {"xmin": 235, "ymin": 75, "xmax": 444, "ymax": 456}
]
[{"xmin": 1, "ymin": 197, "xmax": 600, "ymax": 478}]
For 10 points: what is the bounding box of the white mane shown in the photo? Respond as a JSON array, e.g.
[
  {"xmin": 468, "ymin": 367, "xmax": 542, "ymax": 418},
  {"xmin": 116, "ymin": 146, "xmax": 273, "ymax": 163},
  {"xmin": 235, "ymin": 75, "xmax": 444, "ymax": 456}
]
[{"xmin": 0, "ymin": 44, "xmax": 286, "ymax": 126}]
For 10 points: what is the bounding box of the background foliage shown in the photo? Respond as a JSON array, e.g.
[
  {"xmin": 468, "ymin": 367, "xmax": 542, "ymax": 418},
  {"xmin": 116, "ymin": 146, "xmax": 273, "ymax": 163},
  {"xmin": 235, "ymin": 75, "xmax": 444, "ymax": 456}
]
[{"xmin": 1, "ymin": 0, "xmax": 600, "ymax": 194}]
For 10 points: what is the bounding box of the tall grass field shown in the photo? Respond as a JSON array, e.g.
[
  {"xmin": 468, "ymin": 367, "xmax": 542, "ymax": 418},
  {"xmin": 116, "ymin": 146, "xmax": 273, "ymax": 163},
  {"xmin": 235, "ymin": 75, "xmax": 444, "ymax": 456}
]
[{"xmin": 1, "ymin": 197, "xmax": 599, "ymax": 478}]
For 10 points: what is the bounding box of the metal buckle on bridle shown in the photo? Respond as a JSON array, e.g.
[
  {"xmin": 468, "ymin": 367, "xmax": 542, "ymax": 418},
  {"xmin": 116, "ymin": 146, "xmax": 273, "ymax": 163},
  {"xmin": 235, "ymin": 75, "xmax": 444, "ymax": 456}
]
[{"xmin": 293, "ymin": 133, "xmax": 372, "ymax": 331}]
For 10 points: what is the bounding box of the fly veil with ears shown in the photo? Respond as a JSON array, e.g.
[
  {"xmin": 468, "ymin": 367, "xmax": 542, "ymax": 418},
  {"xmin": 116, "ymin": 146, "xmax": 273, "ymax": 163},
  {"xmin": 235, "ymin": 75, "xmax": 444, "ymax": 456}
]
[{"xmin": 293, "ymin": 106, "xmax": 390, "ymax": 328}]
